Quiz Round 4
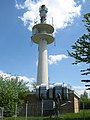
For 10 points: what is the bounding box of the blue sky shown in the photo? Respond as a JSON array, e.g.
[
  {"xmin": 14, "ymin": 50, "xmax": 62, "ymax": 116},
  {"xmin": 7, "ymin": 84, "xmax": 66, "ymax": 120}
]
[{"xmin": 0, "ymin": 0, "xmax": 90, "ymax": 95}]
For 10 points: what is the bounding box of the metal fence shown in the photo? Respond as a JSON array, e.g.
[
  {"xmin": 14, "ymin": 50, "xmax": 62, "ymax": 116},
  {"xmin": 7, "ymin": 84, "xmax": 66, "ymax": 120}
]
[{"xmin": 0, "ymin": 101, "xmax": 90, "ymax": 120}]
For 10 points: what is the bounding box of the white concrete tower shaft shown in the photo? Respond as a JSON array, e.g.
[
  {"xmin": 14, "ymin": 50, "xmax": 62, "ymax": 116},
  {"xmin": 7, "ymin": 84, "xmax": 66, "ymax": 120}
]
[
  {"xmin": 31, "ymin": 5, "xmax": 54, "ymax": 85},
  {"xmin": 37, "ymin": 39, "xmax": 48, "ymax": 85}
]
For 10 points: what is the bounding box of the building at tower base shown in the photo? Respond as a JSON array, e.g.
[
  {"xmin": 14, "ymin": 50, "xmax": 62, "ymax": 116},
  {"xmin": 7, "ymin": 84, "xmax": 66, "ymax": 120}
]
[{"xmin": 19, "ymin": 89, "xmax": 80, "ymax": 116}]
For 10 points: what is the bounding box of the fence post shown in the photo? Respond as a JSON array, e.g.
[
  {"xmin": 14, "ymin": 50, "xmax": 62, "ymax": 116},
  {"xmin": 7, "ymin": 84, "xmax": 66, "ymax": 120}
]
[
  {"xmin": 26, "ymin": 103, "xmax": 28, "ymax": 120},
  {"xmin": 41, "ymin": 99, "xmax": 43, "ymax": 116},
  {"xmin": 0, "ymin": 107, "xmax": 4, "ymax": 120},
  {"xmin": 15, "ymin": 103, "xmax": 17, "ymax": 120},
  {"xmin": 2, "ymin": 107, "xmax": 4, "ymax": 120},
  {"xmin": 83, "ymin": 102, "xmax": 85, "ymax": 120}
]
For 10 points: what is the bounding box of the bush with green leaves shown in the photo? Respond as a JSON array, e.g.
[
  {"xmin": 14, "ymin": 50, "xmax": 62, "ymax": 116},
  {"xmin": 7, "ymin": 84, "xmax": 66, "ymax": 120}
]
[{"xmin": 0, "ymin": 76, "xmax": 29, "ymax": 117}]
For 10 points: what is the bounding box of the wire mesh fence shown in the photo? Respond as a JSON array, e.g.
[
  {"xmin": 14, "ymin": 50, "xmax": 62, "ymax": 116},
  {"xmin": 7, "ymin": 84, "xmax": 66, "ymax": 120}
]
[{"xmin": 0, "ymin": 101, "xmax": 90, "ymax": 120}]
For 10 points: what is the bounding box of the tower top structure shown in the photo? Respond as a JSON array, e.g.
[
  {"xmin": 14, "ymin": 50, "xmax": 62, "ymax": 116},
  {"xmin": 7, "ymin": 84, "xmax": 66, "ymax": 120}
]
[{"xmin": 39, "ymin": 5, "xmax": 48, "ymax": 23}]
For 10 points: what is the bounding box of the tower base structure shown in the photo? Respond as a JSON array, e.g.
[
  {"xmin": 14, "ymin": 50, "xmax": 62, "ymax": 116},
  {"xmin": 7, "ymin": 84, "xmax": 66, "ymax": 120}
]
[{"xmin": 19, "ymin": 88, "xmax": 80, "ymax": 116}]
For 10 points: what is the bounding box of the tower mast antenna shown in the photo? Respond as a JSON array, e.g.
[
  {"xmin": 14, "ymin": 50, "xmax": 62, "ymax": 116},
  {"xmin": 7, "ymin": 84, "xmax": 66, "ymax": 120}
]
[{"xmin": 39, "ymin": 5, "xmax": 48, "ymax": 23}]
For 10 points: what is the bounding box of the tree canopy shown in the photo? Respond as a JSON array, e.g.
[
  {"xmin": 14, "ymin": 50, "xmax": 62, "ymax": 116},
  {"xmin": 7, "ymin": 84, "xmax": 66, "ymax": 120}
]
[
  {"xmin": 68, "ymin": 13, "xmax": 90, "ymax": 77},
  {"xmin": 80, "ymin": 91, "xmax": 90, "ymax": 109},
  {"xmin": 0, "ymin": 76, "xmax": 29, "ymax": 116},
  {"xmin": 31, "ymin": 81, "xmax": 37, "ymax": 89},
  {"xmin": 80, "ymin": 91, "xmax": 88, "ymax": 101}
]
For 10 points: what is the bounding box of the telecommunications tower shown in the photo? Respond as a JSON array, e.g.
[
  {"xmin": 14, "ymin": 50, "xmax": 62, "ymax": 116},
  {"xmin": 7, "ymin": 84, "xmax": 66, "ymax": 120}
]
[{"xmin": 31, "ymin": 5, "xmax": 54, "ymax": 85}]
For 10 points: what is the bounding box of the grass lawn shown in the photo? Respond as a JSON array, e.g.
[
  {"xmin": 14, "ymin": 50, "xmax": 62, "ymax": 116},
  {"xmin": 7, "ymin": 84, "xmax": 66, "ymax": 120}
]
[
  {"xmin": 59, "ymin": 110, "xmax": 90, "ymax": 120},
  {"xmin": 3, "ymin": 110, "xmax": 90, "ymax": 120}
]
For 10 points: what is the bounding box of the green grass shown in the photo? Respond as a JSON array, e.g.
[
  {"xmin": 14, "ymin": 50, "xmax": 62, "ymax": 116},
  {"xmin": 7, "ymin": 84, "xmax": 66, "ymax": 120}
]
[
  {"xmin": 4, "ymin": 116, "xmax": 45, "ymax": 120},
  {"xmin": 59, "ymin": 110, "xmax": 90, "ymax": 120},
  {"xmin": 3, "ymin": 110, "xmax": 90, "ymax": 120}
]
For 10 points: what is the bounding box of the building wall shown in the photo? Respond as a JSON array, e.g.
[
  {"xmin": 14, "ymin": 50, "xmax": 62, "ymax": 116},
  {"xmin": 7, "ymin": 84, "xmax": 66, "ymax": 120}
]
[
  {"xmin": 20, "ymin": 91, "xmax": 80, "ymax": 116},
  {"xmin": 20, "ymin": 93, "xmax": 42, "ymax": 116},
  {"xmin": 59, "ymin": 91, "xmax": 80, "ymax": 114},
  {"xmin": 59, "ymin": 91, "xmax": 74, "ymax": 113},
  {"xmin": 74, "ymin": 94, "xmax": 80, "ymax": 113}
]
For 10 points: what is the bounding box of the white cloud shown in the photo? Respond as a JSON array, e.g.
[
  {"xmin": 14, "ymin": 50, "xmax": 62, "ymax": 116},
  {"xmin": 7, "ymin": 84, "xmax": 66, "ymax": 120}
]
[
  {"xmin": 0, "ymin": 70, "xmax": 35, "ymax": 85},
  {"xmin": 72, "ymin": 85, "xmax": 87, "ymax": 95},
  {"xmin": 15, "ymin": 0, "xmax": 24, "ymax": 9},
  {"xmin": 0, "ymin": 70, "xmax": 12, "ymax": 78},
  {"xmin": 48, "ymin": 54, "xmax": 68, "ymax": 65},
  {"xmin": 72, "ymin": 86, "xmax": 86, "ymax": 89},
  {"xmin": 18, "ymin": 76, "xmax": 35, "ymax": 83},
  {"xmin": 36, "ymin": 54, "xmax": 68, "ymax": 65},
  {"xmin": 15, "ymin": 0, "xmax": 81, "ymax": 32}
]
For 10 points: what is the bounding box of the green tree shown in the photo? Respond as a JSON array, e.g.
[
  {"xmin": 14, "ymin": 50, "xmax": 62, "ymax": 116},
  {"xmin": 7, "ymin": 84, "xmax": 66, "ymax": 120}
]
[
  {"xmin": 80, "ymin": 91, "xmax": 88, "ymax": 101},
  {"xmin": 31, "ymin": 81, "xmax": 37, "ymax": 89},
  {"xmin": 0, "ymin": 76, "xmax": 29, "ymax": 117},
  {"xmin": 68, "ymin": 13, "xmax": 90, "ymax": 77},
  {"xmin": 80, "ymin": 91, "xmax": 90, "ymax": 109}
]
